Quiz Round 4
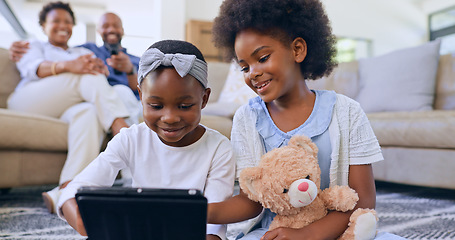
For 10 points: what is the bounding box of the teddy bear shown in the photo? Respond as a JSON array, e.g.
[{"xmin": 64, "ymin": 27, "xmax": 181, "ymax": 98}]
[{"xmin": 239, "ymin": 135, "xmax": 378, "ymax": 240}]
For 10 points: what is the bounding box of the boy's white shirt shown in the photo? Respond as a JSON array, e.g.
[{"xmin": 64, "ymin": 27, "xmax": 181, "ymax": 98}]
[
  {"xmin": 231, "ymin": 93, "xmax": 384, "ymax": 233},
  {"xmin": 58, "ymin": 123, "xmax": 235, "ymax": 239}
]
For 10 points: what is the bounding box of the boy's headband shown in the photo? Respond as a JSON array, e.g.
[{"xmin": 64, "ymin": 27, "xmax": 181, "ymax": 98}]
[{"xmin": 138, "ymin": 48, "xmax": 208, "ymax": 88}]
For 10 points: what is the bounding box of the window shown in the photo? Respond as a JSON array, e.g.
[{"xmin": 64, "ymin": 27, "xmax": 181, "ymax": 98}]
[
  {"xmin": 336, "ymin": 37, "xmax": 372, "ymax": 63},
  {"xmin": 429, "ymin": 6, "xmax": 455, "ymax": 55},
  {"xmin": 0, "ymin": 0, "xmax": 26, "ymax": 39}
]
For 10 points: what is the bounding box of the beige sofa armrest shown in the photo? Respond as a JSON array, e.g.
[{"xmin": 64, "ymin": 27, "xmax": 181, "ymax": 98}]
[
  {"xmin": 368, "ymin": 110, "xmax": 455, "ymax": 149},
  {"xmin": 0, "ymin": 48, "xmax": 21, "ymax": 108}
]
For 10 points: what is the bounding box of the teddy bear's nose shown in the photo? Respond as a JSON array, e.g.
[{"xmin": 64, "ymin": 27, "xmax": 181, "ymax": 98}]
[{"xmin": 298, "ymin": 182, "xmax": 309, "ymax": 192}]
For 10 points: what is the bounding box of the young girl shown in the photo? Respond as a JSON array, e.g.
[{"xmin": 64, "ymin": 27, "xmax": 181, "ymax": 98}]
[
  {"xmin": 57, "ymin": 40, "xmax": 235, "ymax": 240},
  {"xmin": 208, "ymin": 0, "xmax": 404, "ymax": 239}
]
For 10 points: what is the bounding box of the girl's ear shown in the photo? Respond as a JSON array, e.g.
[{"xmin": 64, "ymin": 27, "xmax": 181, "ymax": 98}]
[
  {"xmin": 292, "ymin": 37, "xmax": 307, "ymax": 63},
  {"xmin": 137, "ymin": 84, "xmax": 142, "ymax": 101},
  {"xmin": 201, "ymin": 88, "xmax": 211, "ymax": 109}
]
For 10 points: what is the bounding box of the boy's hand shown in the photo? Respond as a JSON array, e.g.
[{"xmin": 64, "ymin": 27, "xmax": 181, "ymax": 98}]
[{"xmin": 9, "ymin": 40, "xmax": 29, "ymax": 62}]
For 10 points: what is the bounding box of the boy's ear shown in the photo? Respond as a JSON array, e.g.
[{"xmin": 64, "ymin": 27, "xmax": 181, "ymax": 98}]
[
  {"xmin": 292, "ymin": 37, "xmax": 307, "ymax": 63},
  {"xmin": 201, "ymin": 88, "xmax": 211, "ymax": 109}
]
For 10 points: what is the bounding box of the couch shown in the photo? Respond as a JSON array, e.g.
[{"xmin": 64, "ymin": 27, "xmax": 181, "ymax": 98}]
[
  {"xmin": 203, "ymin": 40, "xmax": 455, "ymax": 190},
  {"xmin": 3, "ymin": 39, "xmax": 454, "ymax": 190},
  {"xmin": 0, "ymin": 47, "xmax": 232, "ymax": 190}
]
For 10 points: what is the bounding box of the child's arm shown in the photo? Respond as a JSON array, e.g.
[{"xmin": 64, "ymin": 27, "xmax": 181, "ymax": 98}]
[
  {"xmin": 56, "ymin": 131, "xmax": 130, "ymax": 235},
  {"xmin": 206, "ymin": 234, "xmax": 222, "ymax": 240},
  {"xmin": 261, "ymin": 164, "xmax": 376, "ymax": 240},
  {"xmin": 208, "ymin": 189, "xmax": 263, "ymax": 224},
  {"xmin": 61, "ymin": 198, "xmax": 87, "ymax": 236}
]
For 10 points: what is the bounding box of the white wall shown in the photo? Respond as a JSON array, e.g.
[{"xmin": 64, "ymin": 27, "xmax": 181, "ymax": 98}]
[
  {"xmin": 322, "ymin": 0, "xmax": 428, "ymax": 56},
  {"xmin": 0, "ymin": 0, "xmax": 161, "ymax": 56},
  {"xmin": 185, "ymin": 0, "xmax": 223, "ymax": 22},
  {"xmin": 100, "ymin": 0, "xmax": 160, "ymax": 56},
  {"xmin": 183, "ymin": 0, "xmax": 455, "ymax": 57},
  {"xmin": 3, "ymin": 0, "xmax": 105, "ymax": 48},
  {"xmin": 420, "ymin": 0, "xmax": 455, "ymax": 14},
  {"xmin": 1, "ymin": 0, "xmax": 455, "ymax": 57}
]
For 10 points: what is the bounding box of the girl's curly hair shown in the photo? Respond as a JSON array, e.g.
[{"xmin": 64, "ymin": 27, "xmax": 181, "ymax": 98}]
[
  {"xmin": 212, "ymin": 0, "xmax": 337, "ymax": 79},
  {"xmin": 39, "ymin": 1, "xmax": 75, "ymax": 26}
]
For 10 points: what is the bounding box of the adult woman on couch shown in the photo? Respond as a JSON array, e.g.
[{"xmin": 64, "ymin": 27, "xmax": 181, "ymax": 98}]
[{"xmin": 7, "ymin": 1, "xmax": 130, "ymax": 214}]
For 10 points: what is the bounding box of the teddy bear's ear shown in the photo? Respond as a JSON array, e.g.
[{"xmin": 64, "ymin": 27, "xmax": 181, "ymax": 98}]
[
  {"xmin": 238, "ymin": 167, "xmax": 263, "ymax": 202},
  {"xmin": 289, "ymin": 135, "xmax": 318, "ymax": 157}
]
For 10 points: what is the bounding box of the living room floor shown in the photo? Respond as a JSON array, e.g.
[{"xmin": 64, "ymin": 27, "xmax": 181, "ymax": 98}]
[{"xmin": 0, "ymin": 181, "xmax": 454, "ymax": 239}]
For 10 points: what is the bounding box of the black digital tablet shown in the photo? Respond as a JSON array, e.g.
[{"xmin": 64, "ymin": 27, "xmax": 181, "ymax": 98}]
[{"xmin": 75, "ymin": 187, "xmax": 207, "ymax": 240}]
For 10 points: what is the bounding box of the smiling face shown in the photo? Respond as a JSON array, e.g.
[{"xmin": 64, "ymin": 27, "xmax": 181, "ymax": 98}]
[
  {"xmin": 234, "ymin": 29, "xmax": 307, "ymax": 103},
  {"xmin": 97, "ymin": 13, "xmax": 124, "ymax": 46},
  {"xmin": 139, "ymin": 68, "xmax": 210, "ymax": 147},
  {"xmin": 42, "ymin": 9, "xmax": 73, "ymax": 49}
]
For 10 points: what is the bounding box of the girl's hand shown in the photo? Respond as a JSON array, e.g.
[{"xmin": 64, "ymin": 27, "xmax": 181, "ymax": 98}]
[{"xmin": 261, "ymin": 226, "xmax": 320, "ymax": 240}]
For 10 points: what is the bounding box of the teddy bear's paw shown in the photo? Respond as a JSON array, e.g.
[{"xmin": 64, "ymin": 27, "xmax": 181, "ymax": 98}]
[
  {"xmin": 321, "ymin": 185, "xmax": 359, "ymax": 212},
  {"xmin": 349, "ymin": 209, "xmax": 378, "ymax": 240}
]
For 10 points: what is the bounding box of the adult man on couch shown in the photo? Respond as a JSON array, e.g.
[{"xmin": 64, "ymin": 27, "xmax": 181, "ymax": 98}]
[{"xmin": 9, "ymin": 12, "xmax": 141, "ymax": 125}]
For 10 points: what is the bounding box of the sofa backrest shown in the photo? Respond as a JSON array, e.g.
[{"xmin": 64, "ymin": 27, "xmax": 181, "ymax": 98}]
[
  {"xmin": 207, "ymin": 61, "xmax": 231, "ymax": 103},
  {"xmin": 0, "ymin": 48, "xmax": 20, "ymax": 108},
  {"xmin": 306, "ymin": 60, "xmax": 359, "ymax": 100},
  {"xmin": 307, "ymin": 53, "xmax": 455, "ymax": 111},
  {"xmin": 434, "ymin": 54, "xmax": 455, "ymax": 110}
]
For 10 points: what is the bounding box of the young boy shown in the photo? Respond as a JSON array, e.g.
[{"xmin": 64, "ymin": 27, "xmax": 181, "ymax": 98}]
[{"xmin": 57, "ymin": 40, "xmax": 235, "ymax": 240}]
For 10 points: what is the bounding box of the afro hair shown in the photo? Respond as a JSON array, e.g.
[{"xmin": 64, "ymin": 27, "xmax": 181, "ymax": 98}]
[
  {"xmin": 39, "ymin": 1, "xmax": 75, "ymax": 26},
  {"xmin": 212, "ymin": 0, "xmax": 337, "ymax": 80}
]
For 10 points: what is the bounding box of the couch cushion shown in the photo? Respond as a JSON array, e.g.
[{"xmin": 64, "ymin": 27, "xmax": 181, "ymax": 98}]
[
  {"xmin": 434, "ymin": 54, "xmax": 455, "ymax": 110},
  {"xmin": 207, "ymin": 61, "xmax": 231, "ymax": 103},
  {"xmin": 307, "ymin": 60, "xmax": 359, "ymax": 99},
  {"xmin": 367, "ymin": 110, "xmax": 455, "ymax": 149},
  {"xmin": 373, "ymin": 147, "xmax": 455, "ymax": 190},
  {"xmin": 0, "ymin": 108, "xmax": 68, "ymax": 151},
  {"xmin": 0, "ymin": 48, "xmax": 21, "ymax": 108},
  {"xmin": 203, "ymin": 102, "xmax": 241, "ymax": 119},
  {"xmin": 356, "ymin": 40, "xmax": 441, "ymax": 113},
  {"xmin": 200, "ymin": 114, "xmax": 233, "ymax": 139},
  {"xmin": 217, "ymin": 61, "xmax": 257, "ymax": 105},
  {"xmin": 0, "ymin": 151, "xmax": 66, "ymax": 188}
]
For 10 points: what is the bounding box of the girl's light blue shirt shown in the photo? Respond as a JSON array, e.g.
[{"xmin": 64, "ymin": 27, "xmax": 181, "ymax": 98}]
[{"xmin": 249, "ymin": 89, "xmax": 336, "ymax": 190}]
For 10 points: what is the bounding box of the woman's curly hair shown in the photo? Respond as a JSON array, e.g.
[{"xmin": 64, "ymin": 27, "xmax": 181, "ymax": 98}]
[
  {"xmin": 39, "ymin": 1, "xmax": 75, "ymax": 26},
  {"xmin": 212, "ymin": 0, "xmax": 337, "ymax": 79}
]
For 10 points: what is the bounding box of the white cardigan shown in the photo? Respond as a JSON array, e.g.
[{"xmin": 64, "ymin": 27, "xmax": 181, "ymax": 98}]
[{"xmin": 231, "ymin": 93, "xmax": 384, "ymax": 186}]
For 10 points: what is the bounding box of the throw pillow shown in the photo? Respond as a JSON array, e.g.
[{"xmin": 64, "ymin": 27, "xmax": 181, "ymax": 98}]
[
  {"xmin": 307, "ymin": 60, "xmax": 359, "ymax": 99},
  {"xmin": 217, "ymin": 61, "xmax": 257, "ymax": 105},
  {"xmin": 355, "ymin": 39, "xmax": 441, "ymax": 113}
]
